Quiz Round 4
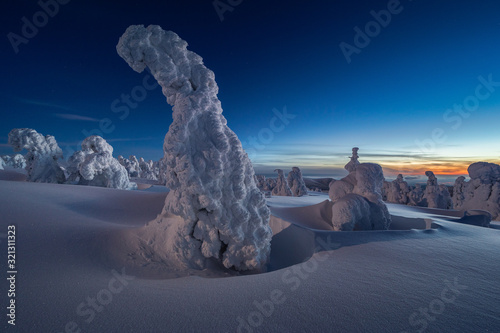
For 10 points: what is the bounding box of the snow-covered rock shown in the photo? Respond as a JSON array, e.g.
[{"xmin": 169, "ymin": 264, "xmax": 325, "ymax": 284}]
[
  {"xmin": 67, "ymin": 136, "xmax": 136, "ymax": 190},
  {"xmin": 287, "ymin": 167, "xmax": 308, "ymax": 197},
  {"xmin": 329, "ymin": 148, "xmax": 391, "ymax": 231},
  {"xmin": 117, "ymin": 25, "xmax": 271, "ymax": 271},
  {"xmin": 8, "ymin": 128, "xmax": 65, "ymax": 183},
  {"xmin": 453, "ymin": 162, "xmax": 500, "ymax": 221},
  {"xmin": 272, "ymin": 169, "xmax": 292, "ymax": 196},
  {"xmin": 420, "ymin": 171, "xmax": 452, "ymax": 209}
]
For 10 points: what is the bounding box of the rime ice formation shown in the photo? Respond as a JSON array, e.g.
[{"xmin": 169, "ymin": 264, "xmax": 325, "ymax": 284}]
[
  {"xmin": 386, "ymin": 174, "xmax": 410, "ymax": 204},
  {"xmin": 408, "ymin": 184, "xmax": 424, "ymax": 206},
  {"xmin": 8, "ymin": 128, "xmax": 65, "ymax": 183},
  {"xmin": 0, "ymin": 158, "xmax": 4, "ymax": 170},
  {"xmin": 287, "ymin": 167, "xmax": 308, "ymax": 197},
  {"xmin": 420, "ymin": 171, "xmax": 452, "ymax": 209},
  {"xmin": 128, "ymin": 156, "xmax": 140, "ymax": 177},
  {"xmin": 117, "ymin": 25, "xmax": 271, "ymax": 271},
  {"xmin": 272, "ymin": 169, "xmax": 292, "ymax": 196},
  {"xmin": 453, "ymin": 162, "xmax": 500, "ymax": 220},
  {"xmin": 139, "ymin": 157, "xmax": 158, "ymax": 180},
  {"xmin": 67, "ymin": 136, "xmax": 135, "ymax": 190},
  {"xmin": 329, "ymin": 148, "xmax": 391, "ymax": 231},
  {"xmin": 1, "ymin": 154, "xmax": 26, "ymax": 169}
]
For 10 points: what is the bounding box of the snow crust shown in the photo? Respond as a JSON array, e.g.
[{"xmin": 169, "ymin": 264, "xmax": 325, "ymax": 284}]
[
  {"xmin": 8, "ymin": 128, "xmax": 65, "ymax": 183},
  {"xmin": 117, "ymin": 25, "xmax": 271, "ymax": 271},
  {"xmin": 67, "ymin": 136, "xmax": 136, "ymax": 190}
]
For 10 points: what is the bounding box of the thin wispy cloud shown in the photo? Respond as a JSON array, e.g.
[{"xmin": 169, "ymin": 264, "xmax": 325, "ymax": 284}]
[
  {"xmin": 54, "ymin": 113, "xmax": 100, "ymax": 122},
  {"xmin": 17, "ymin": 98, "xmax": 75, "ymax": 112}
]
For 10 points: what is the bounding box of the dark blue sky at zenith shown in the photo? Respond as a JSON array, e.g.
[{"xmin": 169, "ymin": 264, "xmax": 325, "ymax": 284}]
[{"xmin": 1, "ymin": 0, "xmax": 500, "ymax": 182}]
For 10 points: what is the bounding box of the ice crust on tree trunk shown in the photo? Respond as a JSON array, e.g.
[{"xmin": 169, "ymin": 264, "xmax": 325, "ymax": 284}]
[
  {"xmin": 117, "ymin": 25, "xmax": 271, "ymax": 271},
  {"xmin": 8, "ymin": 128, "xmax": 65, "ymax": 183}
]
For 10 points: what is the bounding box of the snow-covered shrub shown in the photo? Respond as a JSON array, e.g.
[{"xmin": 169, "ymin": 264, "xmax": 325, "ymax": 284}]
[
  {"xmin": 272, "ymin": 169, "xmax": 292, "ymax": 196},
  {"xmin": 117, "ymin": 25, "xmax": 271, "ymax": 271},
  {"xmin": 408, "ymin": 184, "xmax": 424, "ymax": 206},
  {"xmin": 386, "ymin": 174, "xmax": 410, "ymax": 204},
  {"xmin": 67, "ymin": 136, "xmax": 136, "ymax": 190},
  {"xmin": 8, "ymin": 128, "xmax": 65, "ymax": 183},
  {"xmin": 287, "ymin": 167, "xmax": 308, "ymax": 197},
  {"xmin": 329, "ymin": 148, "xmax": 391, "ymax": 231},
  {"xmin": 453, "ymin": 162, "xmax": 500, "ymax": 220},
  {"xmin": 420, "ymin": 171, "xmax": 452, "ymax": 209}
]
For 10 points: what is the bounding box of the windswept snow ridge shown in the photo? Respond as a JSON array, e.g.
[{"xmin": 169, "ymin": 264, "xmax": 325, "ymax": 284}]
[
  {"xmin": 8, "ymin": 128, "xmax": 65, "ymax": 183},
  {"xmin": 117, "ymin": 25, "xmax": 271, "ymax": 271}
]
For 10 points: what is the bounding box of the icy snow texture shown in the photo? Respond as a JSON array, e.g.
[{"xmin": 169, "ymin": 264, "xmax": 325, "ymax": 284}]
[
  {"xmin": 139, "ymin": 157, "xmax": 158, "ymax": 180},
  {"xmin": 287, "ymin": 167, "xmax": 308, "ymax": 197},
  {"xmin": 329, "ymin": 149, "xmax": 391, "ymax": 231},
  {"xmin": 67, "ymin": 136, "xmax": 135, "ymax": 190},
  {"xmin": 0, "ymin": 158, "xmax": 4, "ymax": 170},
  {"xmin": 386, "ymin": 174, "xmax": 410, "ymax": 204},
  {"xmin": 453, "ymin": 162, "xmax": 500, "ymax": 220},
  {"xmin": 8, "ymin": 128, "xmax": 65, "ymax": 183},
  {"xmin": 1, "ymin": 154, "xmax": 27, "ymax": 169},
  {"xmin": 117, "ymin": 25, "xmax": 271, "ymax": 271},
  {"xmin": 421, "ymin": 171, "xmax": 452, "ymax": 209},
  {"xmin": 272, "ymin": 169, "xmax": 292, "ymax": 196}
]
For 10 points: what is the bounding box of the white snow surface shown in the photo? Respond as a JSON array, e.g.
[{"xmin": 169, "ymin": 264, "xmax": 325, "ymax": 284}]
[
  {"xmin": 8, "ymin": 128, "xmax": 65, "ymax": 183},
  {"xmin": 116, "ymin": 25, "xmax": 271, "ymax": 271},
  {"xmin": 287, "ymin": 167, "xmax": 308, "ymax": 197},
  {"xmin": 67, "ymin": 136, "xmax": 136, "ymax": 190},
  {"xmin": 1, "ymin": 170, "xmax": 500, "ymax": 332},
  {"xmin": 453, "ymin": 162, "xmax": 500, "ymax": 220}
]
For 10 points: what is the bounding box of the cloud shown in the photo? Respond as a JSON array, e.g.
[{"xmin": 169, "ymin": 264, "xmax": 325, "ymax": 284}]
[
  {"xmin": 18, "ymin": 98, "xmax": 75, "ymax": 112},
  {"xmin": 54, "ymin": 113, "xmax": 100, "ymax": 122}
]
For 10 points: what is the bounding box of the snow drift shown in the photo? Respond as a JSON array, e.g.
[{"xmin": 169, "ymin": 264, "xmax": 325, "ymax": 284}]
[
  {"xmin": 67, "ymin": 136, "xmax": 136, "ymax": 190},
  {"xmin": 8, "ymin": 128, "xmax": 65, "ymax": 183},
  {"xmin": 453, "ymin": 162, "xmax": 500, "ymax": 221},
  {"xmin": 117, "ymin": 25, "xmax": 271, "ymax": 271}
]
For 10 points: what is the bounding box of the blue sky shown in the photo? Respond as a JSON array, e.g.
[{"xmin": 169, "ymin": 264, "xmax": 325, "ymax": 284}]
[{"xmin": 1, "ymin": 0, "xmax": 500, "ymax": 183}]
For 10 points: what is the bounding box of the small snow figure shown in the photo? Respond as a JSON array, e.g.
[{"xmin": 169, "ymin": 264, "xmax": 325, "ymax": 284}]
[
  {"xmin": 8, "ymin": 128, "xmax": 66, "ymax": 183},
  {"xmin": 67, "ymin": 136, "xmax": 136, "ymax": 190},
  {"xmin": 117, "ymin": 25, "xmax": 271, "ymax": 271},
  {"xmin": 453, "ymin": 162, "xmax": 500, "ymax": 220},
  {"xmin": 329, "ymin": 148, "xmax": 391, "ymax": 231},
  {"xmin": 272, "ymin": 169, "xmax": 293, "ymax": 196},
  {"xmin": 287, "ymin": 167, "xmax": 308, "ymax": 197}
]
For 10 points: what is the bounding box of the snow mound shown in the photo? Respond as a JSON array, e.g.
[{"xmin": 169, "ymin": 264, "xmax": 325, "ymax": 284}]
[
  {"xmin": 287, "ymin": 166, "xmax": 308, "ymax": 197},
  {"xmin": 8, "ymin": 128, "xmax": 65, "ymax": 183},
  {"xmin": 117, "ymin": 25, "xmax": 271, "ymax": 271},
  {"xmin": 67, "ymin": 136, "xmax": 136, "ymax": 190},
  {"xmin": 453, "ymin": 162, "xmax": 500, "ymax": 221}
]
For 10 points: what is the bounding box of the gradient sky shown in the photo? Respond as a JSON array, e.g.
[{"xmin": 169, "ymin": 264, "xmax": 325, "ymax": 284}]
[{"xmin": 1, "ymin": 0, "xmax": 500, "ymax": 183}]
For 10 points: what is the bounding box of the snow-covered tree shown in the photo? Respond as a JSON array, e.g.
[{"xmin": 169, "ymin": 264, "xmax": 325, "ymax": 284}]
[
  {"xmin": 408, "ymin": 184, "xmax": 424, "ymax": 206},
  {"xmin": 386, "ymin": 174, "xmax": 410, "ymax": 204},
  {"xmin": 287, "ymin": 167, "xmax": 308, "ymax": 197},
  {"xmin": 420, "ymin": 171, "xmax": 452, "ymax": 209},
  {"xmin": 272, "ymin": 169, "xmax": 292, "ymax": 196},
  {"xmin": 453, "ymin": 162, "xmax": 500, "ymax": 220},
  {"xmin": 117, "ymin": 25, "xmax": 271, "ymax": 271},
  {"xmin": 8, "ymin": 128, "xmax": 65, "ymax": 183},
  {"xmin": 67, "ymin": 136, "xmax": 136, "ymax": 190},
  {"xmin": 329, "ymin": 148, "xmax": 391, "ymax": 231},
  {"xmin": 139, "ymin": 157, "xmax": 158, "ymax": 180}
]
